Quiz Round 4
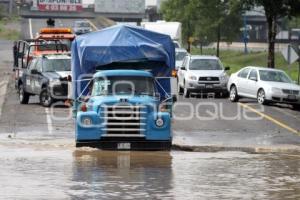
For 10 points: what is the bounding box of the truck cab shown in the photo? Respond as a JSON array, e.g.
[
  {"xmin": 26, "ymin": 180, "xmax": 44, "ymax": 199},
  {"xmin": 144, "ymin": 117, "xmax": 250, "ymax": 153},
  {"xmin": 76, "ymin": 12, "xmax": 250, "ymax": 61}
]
[{"xmin": 76, "ymin": 70, "xmax": 171, "ymax": 150}]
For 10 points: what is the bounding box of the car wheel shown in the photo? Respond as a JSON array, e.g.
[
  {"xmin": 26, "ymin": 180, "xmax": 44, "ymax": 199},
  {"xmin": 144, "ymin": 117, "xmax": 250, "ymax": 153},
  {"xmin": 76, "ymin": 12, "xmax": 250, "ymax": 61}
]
[
  {"xmin": 177, "ymin": 82, "xmax": 183, "ymax": 95},
  {"xmin": 40, "ymin": 88, "xmax": 53, "ymax": 107},
  {"xmin": 257, "ymin": 89, "xmax": 267, "ymax": 105},
  {"xmin": 229, "ymin": 85, "xmax": 239, "ymax": 102},
  {"xmin": 292, "ymin": 104, "xmax": 300, "ymax": 111},
  {"xmin": 19, "ymin": 84, "xmax": 30, "ymax": 104},
  {"xmin": 183, "ymin": 81, "xmax": 190, "ymax": 98}
]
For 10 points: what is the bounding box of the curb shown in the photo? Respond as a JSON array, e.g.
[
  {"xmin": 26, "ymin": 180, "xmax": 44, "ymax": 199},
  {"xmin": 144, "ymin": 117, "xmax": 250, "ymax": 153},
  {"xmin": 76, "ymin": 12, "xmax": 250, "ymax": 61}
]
[
  {"xmin": 0, "ymin": 76, "xmax": 9, "ymax": 118},
  {"xmin": 172, "ymin": 144, "xmax": 300, "ymax": 154}
]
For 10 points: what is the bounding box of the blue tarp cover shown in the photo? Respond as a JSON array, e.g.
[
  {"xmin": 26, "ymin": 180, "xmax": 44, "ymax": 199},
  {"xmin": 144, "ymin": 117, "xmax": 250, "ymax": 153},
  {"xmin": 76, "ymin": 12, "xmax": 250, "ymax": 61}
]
[{"xmin": 71, "ymin": 24, "xmax": 175, "ymax": 99}]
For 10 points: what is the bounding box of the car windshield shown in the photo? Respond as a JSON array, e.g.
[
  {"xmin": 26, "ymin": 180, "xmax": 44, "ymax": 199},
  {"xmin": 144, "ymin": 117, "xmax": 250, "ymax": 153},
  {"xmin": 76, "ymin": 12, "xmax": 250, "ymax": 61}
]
[
  {"xmin": 92, "ymin": 76, "xmax": 155, "ymax": 96},
  {"xmin": 189, "ymin": 59, "xmax": 222, "ymax": 70},
  {"xmin": 42, "ymin": 58, "xmax": 71, "ymax": 72},
  {"xmin": 176, "ymin": 51, "xmax": 187, "ymax": 61},
  {"xmin": 259, "ymin": 70, "xmax": 293, "ymax": 83}
]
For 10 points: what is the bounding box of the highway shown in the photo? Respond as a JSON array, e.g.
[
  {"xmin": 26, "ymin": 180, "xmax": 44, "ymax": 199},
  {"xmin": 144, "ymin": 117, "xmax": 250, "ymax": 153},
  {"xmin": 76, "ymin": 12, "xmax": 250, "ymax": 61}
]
[{"xmin": 0, "ymin": 18, "xmax": 300, "ymax": 199}]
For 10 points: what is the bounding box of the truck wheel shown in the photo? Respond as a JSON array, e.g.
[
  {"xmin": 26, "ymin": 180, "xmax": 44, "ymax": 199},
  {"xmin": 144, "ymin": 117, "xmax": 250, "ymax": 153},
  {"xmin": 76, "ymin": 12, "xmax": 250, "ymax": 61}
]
[
  {"xmin": 177, "ymin": 84, "xmax": 183, "ymax": 95},
  {"xmin": 292, "ymin": 104, "xmax": 300, "ymax": 111},
  {"xmin": 19, "ymin": 84, "xmax": 30, "ymax": 104},
  {"xmin": 40, "ymin": 88, "xmax": 53, "ymax": 107}
]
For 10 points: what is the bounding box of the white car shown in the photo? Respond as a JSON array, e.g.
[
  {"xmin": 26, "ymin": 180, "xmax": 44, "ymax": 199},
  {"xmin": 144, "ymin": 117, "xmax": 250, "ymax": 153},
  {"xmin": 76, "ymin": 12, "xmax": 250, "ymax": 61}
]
[
  {"xmin": 228, "ymin": 66, "xmax": 300, "ymax": 110},
  {"xmin": 175, "ymin": 48, "xmax": 188, "ymax": 70},
  {"xmin": 177, "ymin": 55, "xmax": 230, "ymax": 97}
]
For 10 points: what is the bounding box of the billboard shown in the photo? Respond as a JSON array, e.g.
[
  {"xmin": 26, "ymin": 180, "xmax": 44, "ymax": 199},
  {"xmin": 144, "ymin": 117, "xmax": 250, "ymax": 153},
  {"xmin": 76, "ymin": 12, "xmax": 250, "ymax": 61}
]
[
  {"xmin": 94, "ymin": 0, "xmax": 145, "ymax": 14},
  {"xmin": 37, "ymin": 0, "xmax": 83, "ymax": 12}
]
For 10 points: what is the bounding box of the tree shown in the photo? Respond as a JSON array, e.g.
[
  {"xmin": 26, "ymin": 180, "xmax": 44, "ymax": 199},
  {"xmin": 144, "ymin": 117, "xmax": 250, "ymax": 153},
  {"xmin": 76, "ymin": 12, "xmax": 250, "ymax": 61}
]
[
  {"xmin": 160, "ymin": 0, "xmax": 195, "ymax": 51},
  {"xmin": 161, "ymin": 0, "xmax": 242, "ymax": 56},
  {"xmin": 192, "ymin": 0, "xmax": 242, "ymax": 57},
  {"xmin": 242, "ymin": 0, "xmax": 300, "ymax": 68}
]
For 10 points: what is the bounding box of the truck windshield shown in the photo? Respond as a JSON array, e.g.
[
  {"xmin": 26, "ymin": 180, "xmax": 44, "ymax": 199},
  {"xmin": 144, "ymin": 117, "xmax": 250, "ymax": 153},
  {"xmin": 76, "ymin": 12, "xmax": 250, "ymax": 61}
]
[
  {"xmin": 42, "ymin": 58, "xmax": 71, "ymax": 72},
  {"xmin": 92, "ymin": 76, "xmax": 155, "ymax": 96}
]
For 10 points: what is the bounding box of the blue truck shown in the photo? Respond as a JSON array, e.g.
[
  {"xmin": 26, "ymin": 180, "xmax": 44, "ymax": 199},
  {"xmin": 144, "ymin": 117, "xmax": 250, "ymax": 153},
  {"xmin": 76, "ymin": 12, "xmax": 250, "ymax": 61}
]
[{"xmin": 71, "ymin": 25, "xmax": 176, "ymax": 150}]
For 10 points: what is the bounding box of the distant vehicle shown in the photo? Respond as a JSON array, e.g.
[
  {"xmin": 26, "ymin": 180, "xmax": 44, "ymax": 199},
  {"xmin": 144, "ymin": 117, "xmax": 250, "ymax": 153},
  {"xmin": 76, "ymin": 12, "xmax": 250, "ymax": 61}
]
[
  {"xmin": 175, "ymin": 48, "xmax": 188, "ymax": 70},
  {"xmin": 18, "ymin": 53, "xmax": 72, "ymax": 107},
  {"xmin": 73, "ymin": 20, "xmax": 92, "ymax": 35},
  {"xmin": 141, "ymin": 21, "xmax": 182, "ymax": 48},
  {"xmin": 177, "ymin": 55, "xmax": 230, "ymax": 97},
  {"xmin": 228, "ymin": 66, "xmax": 300, "ymax": 110}
]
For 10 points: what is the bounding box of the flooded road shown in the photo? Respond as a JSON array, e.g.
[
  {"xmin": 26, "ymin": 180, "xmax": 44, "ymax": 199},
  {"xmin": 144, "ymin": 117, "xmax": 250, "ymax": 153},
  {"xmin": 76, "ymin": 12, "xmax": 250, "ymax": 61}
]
[{"xmin": 0, "ymin": 142, "xmax": 299, "ymax": 200}]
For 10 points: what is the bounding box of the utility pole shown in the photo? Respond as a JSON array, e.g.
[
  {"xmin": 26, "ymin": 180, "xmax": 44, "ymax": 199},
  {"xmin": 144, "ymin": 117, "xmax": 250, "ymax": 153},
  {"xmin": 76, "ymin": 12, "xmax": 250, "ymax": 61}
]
[{"xmin": 9, "ymin": 0, "xmax": 13, "ymax": 15}]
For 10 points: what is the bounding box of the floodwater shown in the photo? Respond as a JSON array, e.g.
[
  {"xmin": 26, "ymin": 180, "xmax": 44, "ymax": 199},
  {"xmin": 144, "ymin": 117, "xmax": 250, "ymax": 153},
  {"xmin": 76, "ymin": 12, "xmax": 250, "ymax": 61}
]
[{"xmin": 0, "ymin": 140, "xmax": 299, "ymax": 200}]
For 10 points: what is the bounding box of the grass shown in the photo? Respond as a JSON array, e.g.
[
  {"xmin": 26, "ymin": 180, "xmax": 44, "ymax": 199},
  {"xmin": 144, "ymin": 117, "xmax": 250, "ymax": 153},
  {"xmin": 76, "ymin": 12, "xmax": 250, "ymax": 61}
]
[
  {"xmin": 191, "ymin": 47, "xmax": 300, "ymax": 82},
  {"xmin": 0, "ymin": 17, "xmax": 20, "ymax": 40}
]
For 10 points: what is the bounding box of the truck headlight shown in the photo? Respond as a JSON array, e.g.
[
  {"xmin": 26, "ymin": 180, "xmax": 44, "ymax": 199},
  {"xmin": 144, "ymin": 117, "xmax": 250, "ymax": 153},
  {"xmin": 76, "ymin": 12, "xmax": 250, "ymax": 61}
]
[
  {"xmin": 49, "ymin": 79, "xmax": 60, "ymax": 87},
  {"xmin": 188, "ymin": 75, "xmax": 197, "ymax": 81},
  {"xmin": 156, "ymin": 118, "xmax": 164, "ymax": 127},
  {"xmin": 82, "ymin": 117, "xmax": 92, "ymax": 126}
]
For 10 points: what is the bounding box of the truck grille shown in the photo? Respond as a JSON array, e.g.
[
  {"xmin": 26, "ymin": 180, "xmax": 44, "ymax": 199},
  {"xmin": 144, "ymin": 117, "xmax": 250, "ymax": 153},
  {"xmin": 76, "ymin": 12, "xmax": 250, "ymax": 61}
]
[
  {"xmin": 101, "ymin": 105, "xmax": 146, "ymax": 136},
  {"xmin": 282, "ymin": 89, "xmax": 299, "ymax": 95}
]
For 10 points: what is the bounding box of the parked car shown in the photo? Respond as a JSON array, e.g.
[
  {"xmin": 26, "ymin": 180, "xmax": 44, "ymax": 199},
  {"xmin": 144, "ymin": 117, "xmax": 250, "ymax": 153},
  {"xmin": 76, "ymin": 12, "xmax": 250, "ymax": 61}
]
[
  {"xmin": 18, "ymin": 53, "xmax": 71, "ymax": 107},
  {"xmin": 228, "ymin": 66, "xmax": 300, "ymax": 110},
  {"xmin": 73, "ymin": 20, "xmax": 92, "ymax": 35},
  {"xmin": 175, "ymin": 48, "xmax": 188, "ymax": 70},
  {"xmin": 177, "ymin": 55, "xmax": 230, "ymax": 97}
]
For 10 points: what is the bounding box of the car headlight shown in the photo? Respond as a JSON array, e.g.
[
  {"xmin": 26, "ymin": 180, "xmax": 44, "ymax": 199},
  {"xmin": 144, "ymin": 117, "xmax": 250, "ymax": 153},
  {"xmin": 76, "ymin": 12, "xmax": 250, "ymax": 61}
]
[
  {"xmin": 188, "ymin": 75, "xmax": 197, "ymax": 81},
  {"xmin": 220, "ymin": 75, "xmax": 227, "ymax": 82},
  {"xmin": 271, "ymin": 87, "xmax": 282, "ymax": 94},
  {"xmin": 49, "ymin": 79, "xmax": 60, "ymax": 87},
  {"xmin": 155, "ymin": 118, "xmax": 164, "ymax": 127},
  {"xmin": 82, "ymin": 117, "xmax": 92, "ymax": 126}
]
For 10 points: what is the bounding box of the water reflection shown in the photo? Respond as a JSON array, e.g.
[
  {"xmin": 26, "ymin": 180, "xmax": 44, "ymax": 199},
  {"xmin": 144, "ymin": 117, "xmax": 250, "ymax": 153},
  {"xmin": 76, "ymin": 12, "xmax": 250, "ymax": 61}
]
[{"xmin": 70, "ymin": 150, "xmax": 173, "ymax": 199}]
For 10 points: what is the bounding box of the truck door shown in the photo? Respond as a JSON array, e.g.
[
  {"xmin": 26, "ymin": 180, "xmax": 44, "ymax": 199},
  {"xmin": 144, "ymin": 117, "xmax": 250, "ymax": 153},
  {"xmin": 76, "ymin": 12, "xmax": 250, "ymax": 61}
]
[
  {"xmin": 25, "ymin": 58, "xmax": 38, "ymax": 94},
  {"xmin": 32, "ymin": 58, "xmax": 43, "ymax": 94}
]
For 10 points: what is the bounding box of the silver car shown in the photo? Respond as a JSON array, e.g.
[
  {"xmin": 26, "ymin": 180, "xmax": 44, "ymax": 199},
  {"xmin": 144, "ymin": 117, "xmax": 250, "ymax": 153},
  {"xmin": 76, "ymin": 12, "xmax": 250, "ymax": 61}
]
[
  {"xmin": 228, "ymin": 66, "xmax": 300, "ymax": 110},
  {"xmin": 177, "ymin": 55, "xmax": 230, "ymax": 97}
]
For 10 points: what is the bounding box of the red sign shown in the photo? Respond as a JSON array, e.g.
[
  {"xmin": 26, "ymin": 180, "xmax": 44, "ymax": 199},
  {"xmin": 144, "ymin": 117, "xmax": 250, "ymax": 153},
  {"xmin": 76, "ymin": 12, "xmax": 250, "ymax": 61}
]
[{"xmin": 38, "ymin": 0, "xmax": 82, "ymax": 12}]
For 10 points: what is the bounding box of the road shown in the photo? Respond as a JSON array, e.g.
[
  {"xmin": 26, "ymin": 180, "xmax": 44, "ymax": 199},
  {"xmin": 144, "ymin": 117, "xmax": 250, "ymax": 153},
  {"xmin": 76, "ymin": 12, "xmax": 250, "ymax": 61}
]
[{"xmin": 0, "ymin": 19, "xmax": 300, "ymax": 199}]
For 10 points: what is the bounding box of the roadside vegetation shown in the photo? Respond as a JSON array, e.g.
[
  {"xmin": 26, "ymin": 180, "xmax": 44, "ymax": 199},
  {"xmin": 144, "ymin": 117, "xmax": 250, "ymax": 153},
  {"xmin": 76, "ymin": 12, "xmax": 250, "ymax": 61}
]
[
  {"xmin": 0, "ymin": 11, "xmax": 21, "ymax": 40},
  {"xmin": 161, "ymin": 0, "xmax": 300, "ymax": 68},
  {"xmin": 191, "ymin": 48, "xmax": 299, "ymax": 81}
]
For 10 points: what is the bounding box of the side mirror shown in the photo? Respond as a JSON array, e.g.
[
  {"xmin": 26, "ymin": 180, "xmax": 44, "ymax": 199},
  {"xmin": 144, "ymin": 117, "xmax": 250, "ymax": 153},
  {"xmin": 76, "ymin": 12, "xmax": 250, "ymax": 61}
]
[
  {"xmin": 180, "ymin": 66, "xmax": 186, "ymax": 70},
  {"xmin": 31, "ymin": 69, "xmax": 39, "ymax": 74},
  {"xmin": 225, "ymin": 66, "xmax": 230, "ymax": 71},
  {"xmin": 249, "ymin": 76, "xmax": 257, "ymax": 82}
]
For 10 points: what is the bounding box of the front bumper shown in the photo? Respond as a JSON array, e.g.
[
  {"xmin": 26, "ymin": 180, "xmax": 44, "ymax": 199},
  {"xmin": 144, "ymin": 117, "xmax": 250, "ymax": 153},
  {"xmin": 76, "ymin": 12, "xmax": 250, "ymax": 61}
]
[
  {"xmin": 50, "ymin": 83, "xmax": 69, "ymax": 99},
  {"xmin": 270, "ymin": 94, "xmax": 300, "ymax": 104},
  {"xmin": 186, "ymin": 80, "xmax": 227, "ymax": 93},
  {"xmin": 76, "ymin": 139, "xmax": 172, "ymax": 151}
]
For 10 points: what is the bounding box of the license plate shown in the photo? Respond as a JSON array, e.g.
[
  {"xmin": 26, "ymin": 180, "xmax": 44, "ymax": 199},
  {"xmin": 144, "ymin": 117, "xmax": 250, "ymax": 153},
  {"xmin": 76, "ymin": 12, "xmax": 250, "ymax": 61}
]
[
  {"xmin": 117, "ymin": 143, "xmax": 131, "ymax": 150},
  {"xmin": 288, "ymin": 95, "xmax": 296, "ymax": 100},
  {"xmin": 205, "ymin": 84, "xmax": 213, "ymax": 89}
]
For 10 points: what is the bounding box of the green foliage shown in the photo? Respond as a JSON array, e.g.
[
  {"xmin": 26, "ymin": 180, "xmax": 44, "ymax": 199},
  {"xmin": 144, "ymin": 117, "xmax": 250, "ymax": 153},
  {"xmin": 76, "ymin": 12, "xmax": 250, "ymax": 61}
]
[
  {"xmin": 241, "ymin": 0, "xmax": 300, "ymax": 68},
  {"xmin": 160, "ymin": 0, "xmax": 243, "ymax": 45},
  {"xmin": 192, "ymin": 48, "xmax": 299, "ymax": 81}
]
